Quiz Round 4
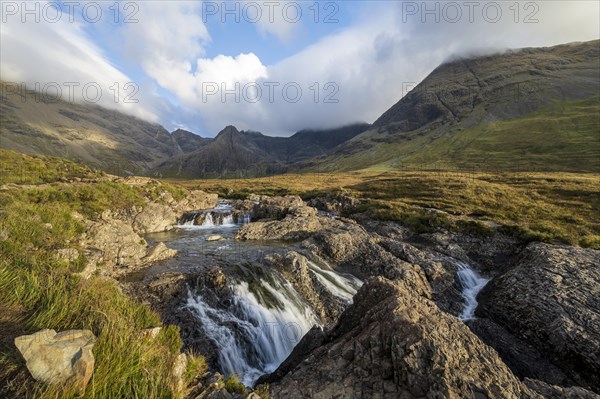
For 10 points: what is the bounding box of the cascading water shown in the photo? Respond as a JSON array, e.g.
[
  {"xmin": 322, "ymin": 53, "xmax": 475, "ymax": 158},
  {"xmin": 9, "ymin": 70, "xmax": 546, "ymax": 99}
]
[
  {"xmin": 178, "ymin": 202, "xmax": 250, "ymax": 229},
  {"xmin": 307, "ymin": 260, "xmax": 362, "ymax": 303},
  {"xmin": 185, "ymin": 276, "xmax": 319, "ymax": 386},
  {"xmin": 456, "ymin": 261, "xmax": 490, "ymax": 321},
  {"xmin": 202, "ymin": 212, "xmax": 215, "ymax": 227},
  {"xmin": 222, "ymin": 214, "xmax": 235, "ymax": 226}
]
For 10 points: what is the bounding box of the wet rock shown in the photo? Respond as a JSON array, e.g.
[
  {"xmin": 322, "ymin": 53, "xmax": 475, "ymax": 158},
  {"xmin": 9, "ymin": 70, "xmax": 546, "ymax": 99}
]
[
  {"xmin": 125, "ymin": 271, "xmax": 225, "ymax": 369},
  {"xmin": 15, "ymin": 329, "xmax": 96, "ymax": 394},
  {"xmin": 477, "ymin": 243, "xmax": 600, "ymax": 392},
  {"xmin": 417, "ymin": 230, "xmax": 524, "ymax": 274},
  {"xmin": 206, "ymin": 235, "xmax": 224, "ymax": 241},
  {"xmin": 268, "ymin": 277, "xmax": 538, "ymax": 399},
  {"xmin": 379, "ymin": 239, "xmax": 465, "ymax": 315},
  {"xmin": 257, "ymin": 325, "xmax": 325, "ymax": 386},
  {"xmin": 265, "ymin": 251, "xmax": 347, "ymax": 326},
  {"xmin": 304, "ymin": 226, "xmax": 432, "ymax": 298}
]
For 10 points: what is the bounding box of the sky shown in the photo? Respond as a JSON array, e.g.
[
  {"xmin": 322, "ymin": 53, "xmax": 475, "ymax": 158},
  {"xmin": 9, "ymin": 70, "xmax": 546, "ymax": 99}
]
[{"xmin": 1, "ymin": 0, "xmax": 599, "ymax": 137}]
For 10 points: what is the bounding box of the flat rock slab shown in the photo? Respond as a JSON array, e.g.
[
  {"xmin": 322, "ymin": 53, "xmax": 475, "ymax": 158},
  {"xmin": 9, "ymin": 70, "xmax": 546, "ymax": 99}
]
[{"xmin": 15, "ymin": 329, "xmax": 96, "ymax": 392}]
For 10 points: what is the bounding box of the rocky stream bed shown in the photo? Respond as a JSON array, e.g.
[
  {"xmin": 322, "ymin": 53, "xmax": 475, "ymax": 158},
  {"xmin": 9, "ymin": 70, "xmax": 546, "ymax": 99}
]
[{"xmin": 112, "ymin": 192, "xmax": 600, "ymax": 398}]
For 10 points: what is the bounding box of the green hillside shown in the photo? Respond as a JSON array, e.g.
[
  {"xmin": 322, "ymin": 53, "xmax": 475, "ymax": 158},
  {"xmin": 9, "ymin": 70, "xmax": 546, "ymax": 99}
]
[{"xmin": 326, "ymin": 96, "xmax": 600, "ymax": 172}]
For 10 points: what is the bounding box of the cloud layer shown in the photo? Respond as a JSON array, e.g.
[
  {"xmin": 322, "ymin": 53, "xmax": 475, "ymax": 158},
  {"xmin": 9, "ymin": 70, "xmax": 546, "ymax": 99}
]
[{"xmin": 1, "ymin": 1, "xmax": 598, "ymax": 136}]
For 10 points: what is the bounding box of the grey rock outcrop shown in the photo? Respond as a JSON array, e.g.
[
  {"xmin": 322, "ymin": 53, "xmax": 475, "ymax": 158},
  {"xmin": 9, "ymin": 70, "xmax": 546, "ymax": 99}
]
[
  {"xmin": 477, "ymin": 243, "xmax": 600, "ymax": 392},
  {"xmin": 15, "ymin": 329, "xmax": 96, "ymax": 393},
  {"xmin": 131, "ymin": 202, "xmax": 178, "ymax": 234},
  {"xmin": 79, "ymin": 217, "xmax": 177, "ymax": 277},
  {"xmin": 144, "ymin": 242, "xmax": 178, "ymax": 264},
  {"xmin": 251, "ymin": 195, "xmax": 305, "ymax": 220},
  {"xmin": 174, "ymin": 190, "xmax": 219, "ymax": 213},
  {"xmin": 268, "ymin": 277, "xmax": 539, "ymax": 399},
  {"xmin": 235, "ymin": 206, "xmax": 331, "ymax": 241}
]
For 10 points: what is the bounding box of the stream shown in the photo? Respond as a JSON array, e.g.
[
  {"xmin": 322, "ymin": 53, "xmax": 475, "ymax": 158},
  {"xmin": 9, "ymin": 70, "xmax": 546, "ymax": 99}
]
[{"xmin": 138, "ymin": 201, "xmax": 489, "ymax": 386}]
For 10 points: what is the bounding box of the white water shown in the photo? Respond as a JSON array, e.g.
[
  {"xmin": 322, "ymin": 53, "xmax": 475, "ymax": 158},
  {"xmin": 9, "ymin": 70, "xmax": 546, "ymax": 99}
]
[
  {"xmin": 222, "ymin": 214, "xmax": 235, "ymax": 226},
  {"xmin": 186, "ymin": 278, "xmax": 319, "ymax": 386},
  {"xmin": 307, "ymin": 261, "xmax": 362, "ymax": 303},
  {"xmin": 177, "ymin": 201, "xmax": 250, "ymax": 229},
  {"xmin": 202, "ymin": 213, "xmax": 214, "ymax": 227},
  {"xmin": 456, "ymin": 261, "xmax": 490, "ymax": 321}
]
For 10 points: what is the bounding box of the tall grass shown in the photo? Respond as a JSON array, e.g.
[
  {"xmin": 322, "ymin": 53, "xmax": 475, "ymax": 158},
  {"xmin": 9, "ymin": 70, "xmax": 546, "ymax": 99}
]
[{"xmin": 0, "ymin": 151, "xmax": 206, "ymax": 398}]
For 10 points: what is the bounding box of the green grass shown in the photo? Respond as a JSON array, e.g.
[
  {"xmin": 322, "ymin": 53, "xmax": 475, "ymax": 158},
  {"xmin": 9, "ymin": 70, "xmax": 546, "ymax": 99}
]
[
  {"xmin": 0, "ymin": 150, "xmax": 205, "ymax": 398},
  {"xmin": 0, "ymin": 149, "xmax": 103, "ymax": 185},
  {"xmin": 176, "ymin": 170, "xmax": 600, "ymax": 249},
  {"xmin": 347, "ymin": 172, "xmax": 600, "ymax": 248},
  {"xmin": 223, "ymin": 375, "xmax": 247, "ymax": 396},
  {"xmin": 399, "ymin": 96, "xmax": 600, "ymax": 172},
  {"xmin": 319, "ymin": 96, "xmax": 600, "ymax": 173}
]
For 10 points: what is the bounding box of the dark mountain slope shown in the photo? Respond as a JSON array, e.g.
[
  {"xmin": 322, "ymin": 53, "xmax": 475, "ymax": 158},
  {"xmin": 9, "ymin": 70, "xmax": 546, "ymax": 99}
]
[
  {"xmin": 316, "ymin": 40, "xmax": 600, "ymax": 172},
  {"xmin": 155, "ymin": 123, "xmax": 370, "ymax": 177},
  {"xmin": 171, "ymin": 129, "xmax": 211, "ymax": 153},
  {"xmin": 0, "ymin": 82, "xmax": 180, "ymax": 174}
]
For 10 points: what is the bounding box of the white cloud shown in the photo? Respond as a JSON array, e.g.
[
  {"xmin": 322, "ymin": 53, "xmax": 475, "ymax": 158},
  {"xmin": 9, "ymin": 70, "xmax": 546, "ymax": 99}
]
[
  {"xmin": 250, "ymin": 0, "xmax": 301, "ymax": 42},
  {"xmin": 0, "ymin": 0, "xmax": 159, "ymax": 122},
  {"xmin": 180, "ymin": 0, "xmax": 600, "ymax": 135},
  {"xmin": 1, "ymin": 1, "xmax": 598, "ymax": 136}
]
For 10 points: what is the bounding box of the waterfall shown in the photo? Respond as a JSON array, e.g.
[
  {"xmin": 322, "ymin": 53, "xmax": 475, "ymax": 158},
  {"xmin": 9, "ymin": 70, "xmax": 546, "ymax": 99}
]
[
  {"xmin": 307, "ymin": 261, "xmax": 363, "ymax": 303},
  {"xmin": 202, "ymin": 212, "xmax": 215, "ymax": 227},
  {"xmin": 240, "ymin": 213, "xmax": 251, "ymax": 225},
  {"xmin": 178, "ymin": 202, "xmax": 250, "ymax": 228},
  {"xmin": 185, "ymin": 277, "xmax": 319, "ymax": 386},
  {"xmin": 456, "ymin": 261, "xmax": 490, "ymax": 321},
  {"xmin": 222, "ymin": 214, "xmax": 235, "ymax": 226}
]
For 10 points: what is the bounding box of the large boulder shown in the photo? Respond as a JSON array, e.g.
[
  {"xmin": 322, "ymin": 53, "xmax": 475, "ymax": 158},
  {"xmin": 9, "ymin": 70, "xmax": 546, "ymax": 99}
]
[
  {"xmin": 144, "ymin": 242, "xmax": 178, "ymax": 264},
  {"xmin": 250, "ymin": 195, "xmax": 305, "ymax": 220},
  {"xmin": 15, "ymin": 329, "xmax": 96, "ymax": 393},
  {"xmin": 80, "ymin": 217, "xmax": 177, "ymax": 277},
  {"xmin": 307, "ymin": 194, "xmax": 361, "ymax": 215},
  {"xmin": 99, "ymin": 188, "xmax": 218, "ymax": 234},
  {"xmin": 83, "ymin": 218, "xmax": 148, "ymax": 267},
  {"xmin": 268, "ymin": 277, "xmax": 539, "ymax": 399},
  {"xmin": 132, "ymin": 202, "xmax": 178, "ymax": 234},
  {"xmin": 477, "ymin": 243, "xmax": 600, "ymax": 392},
  {"xmin": 234, "ymin": 206, "xmax": 330, "ymax": 241},
  {"xmin": 304, "ymin": 225, "xmax": 432, "ymax": 299},
  {"xmin": 173, "ymin": 190, "xmax": 218, "ymax": 213}
]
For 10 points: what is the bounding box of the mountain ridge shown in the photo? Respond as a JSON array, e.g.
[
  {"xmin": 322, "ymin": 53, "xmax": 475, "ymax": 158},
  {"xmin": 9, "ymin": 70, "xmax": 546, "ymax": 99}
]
[
  {"xmin": 314, "ymin": 39, "xmax": 600, "ymax": 172},
  {"xmin": 2, "ymin": 39, "xmax": 598, "ymax": 175}
]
